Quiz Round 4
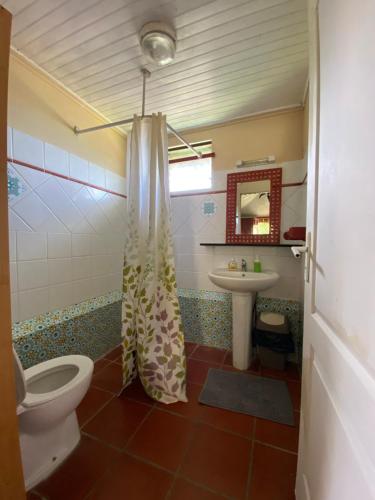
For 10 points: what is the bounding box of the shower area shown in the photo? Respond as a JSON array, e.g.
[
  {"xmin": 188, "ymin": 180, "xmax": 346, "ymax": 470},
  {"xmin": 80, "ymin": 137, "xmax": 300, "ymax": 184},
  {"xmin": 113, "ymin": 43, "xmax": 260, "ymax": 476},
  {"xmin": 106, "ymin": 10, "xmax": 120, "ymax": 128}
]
[{"xmin": 12, "ymin": 23, "xmax": 203, "ymax": 406}]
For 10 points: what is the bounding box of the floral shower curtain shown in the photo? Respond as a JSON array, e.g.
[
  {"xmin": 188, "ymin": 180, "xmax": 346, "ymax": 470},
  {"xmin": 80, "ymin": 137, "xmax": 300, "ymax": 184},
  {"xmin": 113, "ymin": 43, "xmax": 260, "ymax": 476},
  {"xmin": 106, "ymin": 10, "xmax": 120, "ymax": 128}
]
[{"xmin": 121, "ymin": 113, "xmax": 187, "ymax": 404}]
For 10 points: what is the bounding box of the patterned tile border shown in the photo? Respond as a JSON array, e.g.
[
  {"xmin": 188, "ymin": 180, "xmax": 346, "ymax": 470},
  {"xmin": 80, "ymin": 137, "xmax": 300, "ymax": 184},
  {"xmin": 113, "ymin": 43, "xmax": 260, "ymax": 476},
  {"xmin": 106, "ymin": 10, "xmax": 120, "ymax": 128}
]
[
  {"xmin": 14, "ymin": 300, "xmax": 122, "ymax": 369},
  {"xmin": 12, "ymin": 290, "xmax": 122, "ymax": 339},
  {"xmin": 179, "ymin": 289, "xmax": 303, "ymax": 363},
  {"xmin": 179, "ymin": 288, "xmax": 233, "ymax": 349},
  {"xmin": 13, "ymin": 287, "xmax": 303, "ymax": 369}
]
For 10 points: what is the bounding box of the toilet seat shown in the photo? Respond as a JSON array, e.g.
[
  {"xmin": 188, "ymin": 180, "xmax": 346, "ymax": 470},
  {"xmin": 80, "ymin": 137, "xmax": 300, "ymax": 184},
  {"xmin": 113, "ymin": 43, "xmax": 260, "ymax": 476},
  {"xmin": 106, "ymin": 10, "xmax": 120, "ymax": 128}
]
[{"xmin": 16, "ymin": 354, "xmax": 93, "ymax": 409}]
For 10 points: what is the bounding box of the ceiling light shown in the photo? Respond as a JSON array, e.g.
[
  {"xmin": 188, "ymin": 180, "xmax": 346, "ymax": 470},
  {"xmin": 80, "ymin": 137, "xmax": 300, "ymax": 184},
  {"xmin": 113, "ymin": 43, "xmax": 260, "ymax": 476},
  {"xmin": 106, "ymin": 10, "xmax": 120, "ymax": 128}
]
[{"xmin": 140, "ymin": 21, "xmax": 176, "ymax": 66}]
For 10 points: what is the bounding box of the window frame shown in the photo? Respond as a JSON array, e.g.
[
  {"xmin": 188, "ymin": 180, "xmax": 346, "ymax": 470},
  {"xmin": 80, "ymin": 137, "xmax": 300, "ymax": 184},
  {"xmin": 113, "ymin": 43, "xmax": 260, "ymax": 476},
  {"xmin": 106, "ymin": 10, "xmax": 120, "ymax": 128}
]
[{"xmin": 168, "ymin": 140, "xmax": 215, "ymax": 194}]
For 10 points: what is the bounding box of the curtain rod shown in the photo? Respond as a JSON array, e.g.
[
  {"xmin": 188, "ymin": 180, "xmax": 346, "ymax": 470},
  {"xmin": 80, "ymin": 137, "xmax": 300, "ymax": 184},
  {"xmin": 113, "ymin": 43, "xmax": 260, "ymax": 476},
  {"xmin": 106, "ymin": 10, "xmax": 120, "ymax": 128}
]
[
  {"xmin": 73, "ymin": 68, "xmax": 202, "ymax": 158},
  {"xmin": 73, "ymin": 118, "xmax": 202, "ymax": 158}
]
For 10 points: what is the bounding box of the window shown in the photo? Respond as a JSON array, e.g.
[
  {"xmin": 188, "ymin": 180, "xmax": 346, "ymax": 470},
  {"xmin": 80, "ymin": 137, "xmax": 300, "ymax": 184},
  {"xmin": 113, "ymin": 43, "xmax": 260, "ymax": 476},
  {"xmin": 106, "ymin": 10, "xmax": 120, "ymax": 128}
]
[
  {"xmin": 169, "ymin": 156, "xmax": 212, "ymax": 193},
  {"xmin": 168, "ymin": 141, "xmax": 214, "ymax": 193},
  {"xmin": 250, "ymin": 217, "xmax": 270, "ymax": 235}
]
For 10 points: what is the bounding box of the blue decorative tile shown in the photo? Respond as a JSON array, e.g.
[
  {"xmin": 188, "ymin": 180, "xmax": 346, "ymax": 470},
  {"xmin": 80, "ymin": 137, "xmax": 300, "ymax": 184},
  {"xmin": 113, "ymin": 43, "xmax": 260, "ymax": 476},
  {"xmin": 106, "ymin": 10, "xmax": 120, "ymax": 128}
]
[
  {"xmin": 7, "ymin": 163, "xmax": 28, "ymax": 202},
  {"xmin": 202, "ymin": 200, "xmax": 217, "ymax": 216}
]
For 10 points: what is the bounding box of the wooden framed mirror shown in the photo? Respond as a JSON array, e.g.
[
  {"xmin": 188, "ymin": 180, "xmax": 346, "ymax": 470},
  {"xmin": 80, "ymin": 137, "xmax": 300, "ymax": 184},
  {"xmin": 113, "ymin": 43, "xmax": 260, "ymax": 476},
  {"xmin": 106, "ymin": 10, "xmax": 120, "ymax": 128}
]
[{"xmin": 226, "ymin": 168, "xmax": 282, "ymax": 244}]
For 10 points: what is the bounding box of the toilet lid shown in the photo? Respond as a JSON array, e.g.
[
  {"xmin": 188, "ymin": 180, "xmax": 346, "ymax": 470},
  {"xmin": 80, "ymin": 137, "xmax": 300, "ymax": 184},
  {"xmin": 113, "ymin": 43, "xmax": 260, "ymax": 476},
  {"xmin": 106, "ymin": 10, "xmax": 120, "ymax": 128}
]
[{"xmin": 13, "ymin": 348, "xmax": 26, "ymax": 405}]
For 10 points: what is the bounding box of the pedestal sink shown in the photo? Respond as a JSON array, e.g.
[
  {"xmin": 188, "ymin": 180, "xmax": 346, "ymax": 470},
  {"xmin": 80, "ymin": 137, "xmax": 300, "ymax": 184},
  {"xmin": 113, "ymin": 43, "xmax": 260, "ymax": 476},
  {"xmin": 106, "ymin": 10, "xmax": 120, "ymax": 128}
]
[{"xmin": 208, "ymin": 269, "xmax": 279, "ymax": 370}]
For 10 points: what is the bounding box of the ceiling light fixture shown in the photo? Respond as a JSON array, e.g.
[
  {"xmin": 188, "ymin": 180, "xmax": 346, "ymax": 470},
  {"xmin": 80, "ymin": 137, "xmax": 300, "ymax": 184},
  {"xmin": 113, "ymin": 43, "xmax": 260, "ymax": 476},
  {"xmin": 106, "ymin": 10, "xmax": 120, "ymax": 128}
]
[{"xmin": 140, "ymin": 21, "xmax": 176, "ymax": 66}]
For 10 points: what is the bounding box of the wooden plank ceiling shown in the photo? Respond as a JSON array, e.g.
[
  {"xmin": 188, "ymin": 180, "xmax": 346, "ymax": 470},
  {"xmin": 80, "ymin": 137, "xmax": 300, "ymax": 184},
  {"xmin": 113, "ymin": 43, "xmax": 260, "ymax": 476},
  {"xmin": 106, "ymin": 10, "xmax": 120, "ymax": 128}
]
[{"xmin": 4, "ymin": 0, "xmax": 308, "ymax": 131}]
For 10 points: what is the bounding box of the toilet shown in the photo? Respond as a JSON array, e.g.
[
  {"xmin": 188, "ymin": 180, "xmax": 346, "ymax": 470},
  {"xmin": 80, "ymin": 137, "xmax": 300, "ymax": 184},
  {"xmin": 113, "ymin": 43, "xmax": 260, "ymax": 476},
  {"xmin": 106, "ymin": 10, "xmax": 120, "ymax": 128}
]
[{"xmin": 13, "ymin": 349, "xmax": 93, "ymax": 490}]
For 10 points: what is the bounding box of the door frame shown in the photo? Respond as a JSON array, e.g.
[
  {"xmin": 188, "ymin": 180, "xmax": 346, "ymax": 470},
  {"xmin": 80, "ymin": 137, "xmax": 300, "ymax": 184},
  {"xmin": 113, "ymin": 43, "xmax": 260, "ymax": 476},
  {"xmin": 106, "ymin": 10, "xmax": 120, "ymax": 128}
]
[
  {"xmin": 295, "ymin": 0, "xmax": 320, "ymax": 490},
  {"xmin": 0, "ymin": 6, "xmax": 26, "ymax": 499}
]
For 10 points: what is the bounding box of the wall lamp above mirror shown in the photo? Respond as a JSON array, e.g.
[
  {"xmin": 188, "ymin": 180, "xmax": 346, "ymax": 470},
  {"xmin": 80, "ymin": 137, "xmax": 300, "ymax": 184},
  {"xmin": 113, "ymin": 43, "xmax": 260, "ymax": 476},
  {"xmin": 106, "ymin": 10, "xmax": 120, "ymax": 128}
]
[{"xmin": 226, "ymin": 168, "xmax": 282, "ymax": 244}]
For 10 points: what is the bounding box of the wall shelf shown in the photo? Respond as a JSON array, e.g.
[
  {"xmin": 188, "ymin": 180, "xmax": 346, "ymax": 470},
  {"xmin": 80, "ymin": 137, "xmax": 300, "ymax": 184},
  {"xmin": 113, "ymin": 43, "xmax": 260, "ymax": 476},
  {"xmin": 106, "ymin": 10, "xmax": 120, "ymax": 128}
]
[{"xmin": 200, "ymin": 243, "xmax": 296, "ymax": 247}]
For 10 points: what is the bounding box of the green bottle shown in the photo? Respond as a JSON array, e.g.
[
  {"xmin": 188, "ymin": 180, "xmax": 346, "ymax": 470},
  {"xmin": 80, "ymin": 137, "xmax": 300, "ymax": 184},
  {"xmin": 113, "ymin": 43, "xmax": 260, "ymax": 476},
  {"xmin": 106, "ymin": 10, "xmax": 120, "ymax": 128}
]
[{"xmin": 253, "ymin": 255, "xmax": 262, "ymax": 272}]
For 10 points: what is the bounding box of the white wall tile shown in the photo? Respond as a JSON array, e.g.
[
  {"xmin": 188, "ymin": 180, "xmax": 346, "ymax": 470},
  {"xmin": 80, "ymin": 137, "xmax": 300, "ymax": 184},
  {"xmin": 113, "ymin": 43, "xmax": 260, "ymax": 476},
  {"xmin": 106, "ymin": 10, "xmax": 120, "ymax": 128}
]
[
  {"xmin": 17, "ymin": 232, "xmax": 47, "ymax": 261},
  {"xmin": 114, "ymin": 234, "xmax": 125, "ymax": 254},
  {"xmin": 72, "ymin": 278, "xmax": 94, "ymax": 304},
  {"xmin": 45, "ymin": 143, "xmax": 69, "ymax": 176},
  {"xmin": 8, "ymin": 128, "xmax": 128, "ymax": 321},
  {"xmin": 108, "ymin": 273, "xmax": 122, "ymax": 291},
  {"xmin": 36, "ymin": 177, "xmax": 84, "ymax": 231},
  {"xmin": 49, "ymin": 283, "xmax": 73, "ymax": 310},
  {"xmin": 47, "ymin": 233, "xmax": 71, "ymax": 258},
  {"xmin": 70, "ymin": 218, "xmax": 95, "ymax": 234},
  {"xmin": 18, "ymin": 287, "xmax": 49, "ymax": 321},
  {"xmin": 8, "ymin": 209, "xmax": 33, "ymax": 232},
  {"xmin": 96, "ymin": 193, "xmax": 122, "ymax": 226},
  {"xmin": 12, "ymin": 129, "xmax": 44, "ymax": 167},
  {"xmin": 11, "ymin": 293, "xmax": 19, "ymax": 323},
  {"xmin": 259, "ymin": 276, "xmax": 302, "ymax": 301},
  {"xmin": 84, "ymin": 206, "xmax": 109, "ymax": 234},
  {"xmin": 12, "ymin": 163, "xmax": 47, "ymax": 189},
  {"xmin": 91, "ymin": 275, "xmax": 109, "ymax": 297},
  {"xmin": 90, "ymin": 234, "xmax": 107, "ymax": 255},
  {"xmin": 69, "ymin": 154, "xmax": 88, "ymax": 182},
  {"xmin": 88, "ymin": 163, "xmax": 106, "ymax": 188},
  {"xmin": 48, "ymin": 258, "xmax": 72, "ymax": 285},
  {"xmin": 9, "ymin": 231, "xmax": 16, "ymax": 261},
  {"xmin": 72, "ymin": 187, "xmax": 99, "ymax": 219},
  {"xmin": 12, "ymin": 191, "xmax": 68, "ymax": 233},
  {"xmin": 72, "ymin": 256, "xmax": 91, "ymax": 280},
  {"xmin": 175, "ymin": 253, "xmax": 212, "ymax": 273},
  {"xmin": 88, "ymin": 186, "xmax": 107, "ymax": 201},
  {"xmin": 72, "ymin": 234, "xmax": 91, "ymax": 256},
  {"xmin": 105, "ymin": 171, "xmax": 126, "ymax": 194},
  {"xmin": 109, "ymin": 253, "xmax": 124, "ymax": 275},
  {"xmin": 18, "ymin": 260, "xmax": 48, "ymax": 290},
  {"xmin": 261, "ymin": 255, "xmax": 302, "ymax": 278},
  {"xmin": 90, "ymin": 255, "xmax": 112, "ymax": 277},
  {"xmin": 10, "ymin": 262, "xmax": 17, "ymax": 292},
  {"xmin": 58, "ymin": 177, "xmax": 82, "ymax": 198}
]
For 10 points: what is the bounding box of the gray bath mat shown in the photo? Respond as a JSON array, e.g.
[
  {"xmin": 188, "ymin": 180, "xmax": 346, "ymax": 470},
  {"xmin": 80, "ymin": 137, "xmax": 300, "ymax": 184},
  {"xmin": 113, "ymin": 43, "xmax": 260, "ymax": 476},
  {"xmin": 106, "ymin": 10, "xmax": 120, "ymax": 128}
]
[{"xmin": 199, "ymin": 368, "xmax": 294, "ymax": 426}]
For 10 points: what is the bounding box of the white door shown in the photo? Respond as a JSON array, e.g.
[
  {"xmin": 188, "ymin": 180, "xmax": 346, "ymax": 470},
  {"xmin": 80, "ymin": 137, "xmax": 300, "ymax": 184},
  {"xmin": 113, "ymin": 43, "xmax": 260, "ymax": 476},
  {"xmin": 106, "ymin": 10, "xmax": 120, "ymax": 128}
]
[{"xmin": 296, "ymin": 0, "xmax": 375, "ymax": 499}]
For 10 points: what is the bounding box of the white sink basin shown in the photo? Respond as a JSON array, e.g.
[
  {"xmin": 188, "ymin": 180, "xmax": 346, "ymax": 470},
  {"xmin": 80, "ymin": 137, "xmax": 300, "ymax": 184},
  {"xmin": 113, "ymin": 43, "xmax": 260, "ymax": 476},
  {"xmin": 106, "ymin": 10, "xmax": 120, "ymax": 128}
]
[
  {"xmin": 208, "ymin": 267, "xmax": 279, "ymax": 371},
  {"xmin": 208, "ymin": 268, "xmax": 279, "ymax": 293}
]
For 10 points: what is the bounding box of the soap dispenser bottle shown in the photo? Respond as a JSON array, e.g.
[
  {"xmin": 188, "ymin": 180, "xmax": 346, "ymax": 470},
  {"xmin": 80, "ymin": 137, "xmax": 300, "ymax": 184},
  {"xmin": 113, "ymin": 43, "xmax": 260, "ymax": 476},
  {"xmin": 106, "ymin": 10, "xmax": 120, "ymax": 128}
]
[
  {"xmin": 228, "ymin": 258, "xmax": 238, "ymax": 271},
  {"xmin": 253, "ymin": 255, "xmax": 262, "ymax": 272}
]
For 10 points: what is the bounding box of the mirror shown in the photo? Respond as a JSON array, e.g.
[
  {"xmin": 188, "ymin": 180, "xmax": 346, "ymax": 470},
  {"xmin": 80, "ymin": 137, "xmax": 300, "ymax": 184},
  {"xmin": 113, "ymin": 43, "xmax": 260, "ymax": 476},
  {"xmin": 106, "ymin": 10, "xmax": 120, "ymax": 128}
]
[
  {"xmin": 236, "ymin": 180, "xmax": 271, "ymax": 235},
  {"xmin": 226, "ymin": 168, "xmax": 282, "ymax": 244}
]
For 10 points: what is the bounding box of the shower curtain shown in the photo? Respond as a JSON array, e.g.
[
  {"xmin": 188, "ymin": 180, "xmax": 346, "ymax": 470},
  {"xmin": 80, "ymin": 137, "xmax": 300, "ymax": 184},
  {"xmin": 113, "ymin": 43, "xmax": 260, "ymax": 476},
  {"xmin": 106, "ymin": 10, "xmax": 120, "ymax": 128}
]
[{"xmin": 121, "ymin": 113, "xmax": 187, "ymax": 404}]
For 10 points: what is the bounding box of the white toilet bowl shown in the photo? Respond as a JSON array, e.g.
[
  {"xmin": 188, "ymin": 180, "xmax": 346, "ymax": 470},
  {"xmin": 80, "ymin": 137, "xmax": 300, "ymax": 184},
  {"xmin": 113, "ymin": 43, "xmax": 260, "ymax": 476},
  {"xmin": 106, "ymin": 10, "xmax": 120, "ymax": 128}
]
[{"xmin": 13, "ymin": 349, "xmax": 93, "ymax": 490}]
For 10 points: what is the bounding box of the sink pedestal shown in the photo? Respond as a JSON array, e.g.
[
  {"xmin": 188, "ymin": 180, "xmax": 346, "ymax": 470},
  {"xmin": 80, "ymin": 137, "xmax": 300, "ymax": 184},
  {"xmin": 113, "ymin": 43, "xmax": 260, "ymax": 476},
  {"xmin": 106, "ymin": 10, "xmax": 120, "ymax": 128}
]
[
  {"xmin": 232, "ymin": 292, "xmax": 254, "ymax": 370},
  {"xmin": 208, "ymin": 268, "xmax": 279, "ymax": 371}
]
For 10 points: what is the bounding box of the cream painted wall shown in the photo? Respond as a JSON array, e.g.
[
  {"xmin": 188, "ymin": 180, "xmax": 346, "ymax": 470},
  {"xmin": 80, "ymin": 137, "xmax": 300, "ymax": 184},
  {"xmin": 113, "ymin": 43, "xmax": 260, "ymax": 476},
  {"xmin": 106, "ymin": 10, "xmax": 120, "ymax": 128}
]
[
  {"xmin": 169, "ymin": 107, "xmax": 304, "ymax": 170},
  {"xmin": 7, "ymin": 53, "xmax": 126, "ymax": 175},
  {"xmin": 7, "ymin": 51, "xmax": 304, "ymax": 177},
  {"xmin": 302, "ymin": 90, "xmax": 309, "ymax": 157}
]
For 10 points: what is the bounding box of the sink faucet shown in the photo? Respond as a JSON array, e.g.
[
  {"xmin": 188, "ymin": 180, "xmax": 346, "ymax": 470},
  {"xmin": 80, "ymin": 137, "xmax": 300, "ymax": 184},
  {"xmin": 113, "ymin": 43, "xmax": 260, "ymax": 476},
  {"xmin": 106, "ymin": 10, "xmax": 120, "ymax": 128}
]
[{"xmin": 241, "ymin": 259, "xmax": 247, "ymax": 272}]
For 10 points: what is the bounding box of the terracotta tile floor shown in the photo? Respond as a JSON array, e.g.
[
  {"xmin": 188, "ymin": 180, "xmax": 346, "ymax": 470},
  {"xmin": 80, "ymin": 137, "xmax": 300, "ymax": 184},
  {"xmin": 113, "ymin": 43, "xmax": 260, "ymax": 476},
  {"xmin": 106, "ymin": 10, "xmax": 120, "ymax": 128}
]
[{"xmin": 31, "ymin": 344, "xmax": 301, "ymax": 500}]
